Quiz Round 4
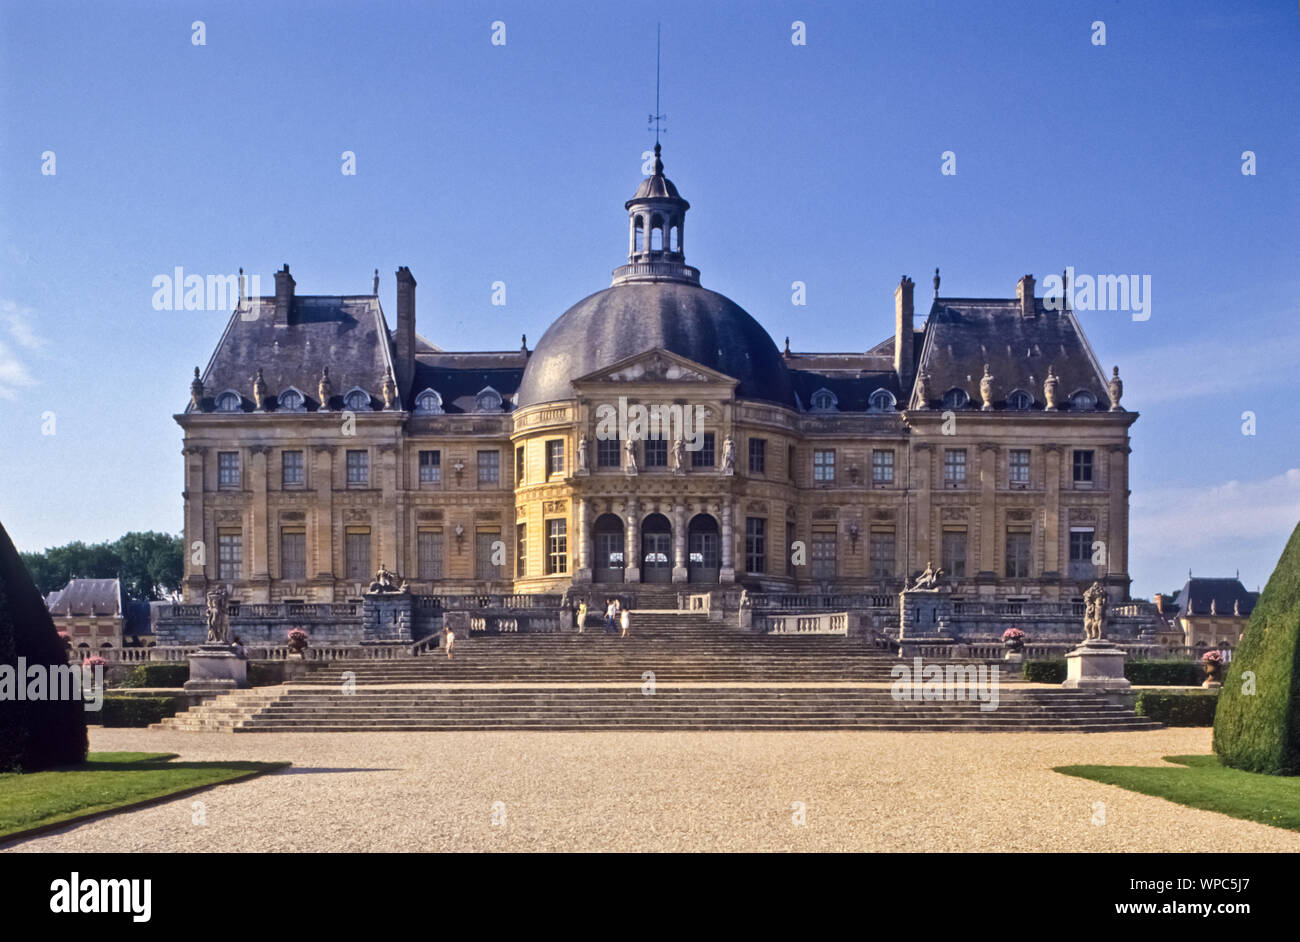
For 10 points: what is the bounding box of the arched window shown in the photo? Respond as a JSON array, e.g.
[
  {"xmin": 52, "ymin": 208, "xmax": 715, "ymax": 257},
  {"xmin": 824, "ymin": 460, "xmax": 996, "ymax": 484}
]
[
  {"xmin": 810, "ymin": 388, "xmax": 838, "ymax": 412},
  {"xmin": 344, "ymin": 388, "xmax": 372, "ymax": 412},
  {"xmin": 475, "ymin": 386, "xmax": 503, "ymax": 413},
  {"xmin": 1070, "ymin": 390, "xmax": 1097, "ymax": 411},
  {"xmin": 414, "ymin": 388, "xmax": 444, "ymax": 414},
  {"xmin": 669, "ymin": 225, "xmax": 680, "ymax": 252},
  {"xmin": 1006, "ymin": 389, "xmax": 1034, "ymax": 411},
  {"xmin": 650, "ymin": 214, "xmax": 664, "ymax": 251},
  {"xmin": 942, "ymin": 388, "xmax": 970, "ymax": 410},
  {"xmin": 869, "ymin": 389, "xmax": 896, "ymax": 412},
  {"xmin": 215, "ymin": 390, "xmax": 242, "ymax": 412},
  {"xmin": 277, "ymin": 388, "xmax": 306, "ymax": 412},
  {"xmin": 634, "ymin": 216, "xmax": 645, "ymax": 253}
]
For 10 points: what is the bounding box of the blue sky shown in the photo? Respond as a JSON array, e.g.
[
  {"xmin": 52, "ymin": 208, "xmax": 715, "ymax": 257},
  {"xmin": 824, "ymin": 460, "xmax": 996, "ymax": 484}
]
[{"xmin": 1, "ymin": 0, "xmax": 1297, "ymax": 598}]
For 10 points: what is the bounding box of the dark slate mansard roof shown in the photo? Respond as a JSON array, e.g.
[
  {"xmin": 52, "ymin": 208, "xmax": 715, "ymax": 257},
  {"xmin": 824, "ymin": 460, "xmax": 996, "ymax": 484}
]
[{"xmin": 1175, "ymin": 577, "xmax": 1258, "ymax": 617}]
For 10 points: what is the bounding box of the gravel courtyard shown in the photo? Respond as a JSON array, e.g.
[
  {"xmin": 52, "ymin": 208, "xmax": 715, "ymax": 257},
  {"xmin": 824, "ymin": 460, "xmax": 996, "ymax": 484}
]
[{"xmin": 6, "ymin": 726, "xmax": 1297, "ymax": 853}]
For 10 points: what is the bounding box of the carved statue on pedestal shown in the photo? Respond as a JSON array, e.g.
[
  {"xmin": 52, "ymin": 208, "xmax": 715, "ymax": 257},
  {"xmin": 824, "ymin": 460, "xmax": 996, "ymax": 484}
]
[
  {"xmin": 381, "ymin": 367, "xmax": 397, "ymax": 410},
  {"xmin": 624, "ymin": 438, "xmax": 638, "ymax": 475},
  {"xmin": 251, "ymin": 368, "xmax": 267, "ymax": 412},
  {"xmin": 979, "ymin": 364, "xmax": 995, "ymax": 411},
  {"xmin": 317, "ymin": 367, "xmax": 333, "ymax": 412},
  {"xmin": 1108, "ymin": 366, "xmax": 1124, "ymax": 411},
  {"xmin": 721, "ymin": 435, "xmax": 736, "ymax": 475},
  {"xmin": 1083, "ymin": 581, "xmax": 1108, "ymax": 641},
  {"xmin": 577, "ymin": 435, "xmax": 589, "ymax": 473},
  {"xmin": 672, "ymin": 436, "xmax": 686, "ymax": 475},
  {"xmin": 190, "ymin": 367, "xmax": 204, "ymax": 411},
  {"xmin": 911, "ymin": 561, "xmax": 943, "ymax": 590},
  {"xmin": 1043, "ymin": 366, "xmax": 1060, "ymax": 411},
  {"xmin": 204, "ymin": 585, "xmax": 229, "ymax": 644}
]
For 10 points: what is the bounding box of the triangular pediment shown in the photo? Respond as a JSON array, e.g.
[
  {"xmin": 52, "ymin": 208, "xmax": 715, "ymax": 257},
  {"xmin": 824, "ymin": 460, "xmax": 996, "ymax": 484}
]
[{"xmin": 572, "ymin": 348, "xmax": 738, "ymax": 388}]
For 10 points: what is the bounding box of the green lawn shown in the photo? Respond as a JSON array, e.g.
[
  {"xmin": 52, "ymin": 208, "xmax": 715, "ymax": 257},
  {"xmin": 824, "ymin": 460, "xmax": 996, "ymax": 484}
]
[
  {"xmin": 0, "ymin": 751, "xmax": 289, "ymax": 841},
  {"xmin": 1056, "ymin": 754, "xmax": 1300, "ymax": 832}
]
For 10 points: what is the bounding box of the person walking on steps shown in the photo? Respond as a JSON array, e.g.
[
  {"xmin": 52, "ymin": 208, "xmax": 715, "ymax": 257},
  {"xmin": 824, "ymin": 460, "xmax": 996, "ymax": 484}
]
[
  {"xmin": 620, "ymin": 606, "xmax": 631, "ymax": 639},
  {"xmin": 445, "ymin": 625, "xmax": 456, "ymax": 659},
  {"xmin": 577, "ymin": 600, "xmax": 588, "ymax": 633}
]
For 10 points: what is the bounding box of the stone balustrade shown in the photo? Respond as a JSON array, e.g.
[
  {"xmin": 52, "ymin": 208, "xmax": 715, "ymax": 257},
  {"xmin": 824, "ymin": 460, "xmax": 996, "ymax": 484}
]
[{"xmin": 761, "ymin": 612, "xmax": 850, "ymax": 635}]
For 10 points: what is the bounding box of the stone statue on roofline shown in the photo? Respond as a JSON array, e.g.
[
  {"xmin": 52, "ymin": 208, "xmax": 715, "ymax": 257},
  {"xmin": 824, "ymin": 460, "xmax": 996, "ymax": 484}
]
[
  {"xmin": 190, "ymin": 367, "xmax": 204, "ymax": 411},
  {"xmin": 317, "ymin": 367, "xmax": 333, "ymax": 412},
  {"xmin": 381, "ymin": 367, "xmax": 397, "ymax": 410},
  {"xmin": 979, "ymin": 364, "xmax": 994, "ymax": 411},
  {"xmin": 913, "ymin": 372, "xmax": 929, "ymax": 408},
  {"xmin": 1108, "ymin": 366, "xmax": 1124, "ymax": 411},
  {"xmin": 251, "ymin": 368, "xmax": 268, "ymax": 412},
  {"xmin": 1043, "ymin": 366, "xmax": 1060, "ymax": 411}
]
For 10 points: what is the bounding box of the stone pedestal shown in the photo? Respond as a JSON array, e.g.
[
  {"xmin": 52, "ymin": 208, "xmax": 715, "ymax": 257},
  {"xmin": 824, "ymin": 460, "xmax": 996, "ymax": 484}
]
[
  {"xmin": 284, "ymin": 653, "xmax": 308, "ymax": 682},
  {"xmin": 363, "ymin": 591, "xmax": 413, "ymax": 642},
  {"xmin": 184, "ymin": 645, "xmax": 248, "ymax": 695},
  {"xmin": 1063, "ymin": 639, "xmax": 1130, "ymax": 690}
]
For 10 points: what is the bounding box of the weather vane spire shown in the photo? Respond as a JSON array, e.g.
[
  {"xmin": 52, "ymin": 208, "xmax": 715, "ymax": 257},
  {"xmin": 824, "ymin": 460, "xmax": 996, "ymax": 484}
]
[{"xmin": 648, "ymin": 22, "xmax": 666, "ymax": 146}]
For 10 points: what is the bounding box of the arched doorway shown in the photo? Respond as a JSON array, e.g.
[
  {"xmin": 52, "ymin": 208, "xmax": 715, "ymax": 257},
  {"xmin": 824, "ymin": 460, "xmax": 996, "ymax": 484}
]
[
  {"xmin": 687, "ymin": 514, "xmax": 720, "ymax": 584},
  {"xmin": 593, "ymin": 513, "xmax": 625, "ymax": 583},
  {"xmin": 641, "ymin": 513, "xmax": 672, "ymax": 583}
]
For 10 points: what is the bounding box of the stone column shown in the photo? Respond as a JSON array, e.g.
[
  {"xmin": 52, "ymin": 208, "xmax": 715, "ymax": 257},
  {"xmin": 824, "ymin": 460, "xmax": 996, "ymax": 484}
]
[
  {"xmin": 1107, "ymin": 444, "xmax": 1129, "ymax": 582},
  {"xmin": 575, "ymin": 497, "xmax": 592, "ymax": 583},
  {"xmin": 1043, "ymin": 445, "xmax": 1062, "ymax": 579},
  {"xmin": 672, "ymin": 501, "xmax": 687, "ymax": 582},
  {"xmin": 624, "ymin": 499, "xmax": 640, "ymax": 583},
  {"xmin": 978, "ymin": 443, "xmax": 998, "ymax": 580},
  {"xmin": 313, "ymin": 445, "xmax": 336, "ymax": 600},
  {"xmin": 250, "ymin": 445, "xmax": 271, "ymax": 601},
  {"xmin": 720, "ymin": 499, "xmax": 735, "ymax": 583}
]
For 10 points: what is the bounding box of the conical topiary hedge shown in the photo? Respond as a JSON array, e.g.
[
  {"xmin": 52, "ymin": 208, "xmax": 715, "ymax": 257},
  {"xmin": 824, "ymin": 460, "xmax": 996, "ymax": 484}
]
[
  {"xmin": 0, "ymin": 520, "xmax": 88, "ymax": 771},
  {"xmin": 1213, "ymin": 521, "xmax": 1300, "ymax": 775}
]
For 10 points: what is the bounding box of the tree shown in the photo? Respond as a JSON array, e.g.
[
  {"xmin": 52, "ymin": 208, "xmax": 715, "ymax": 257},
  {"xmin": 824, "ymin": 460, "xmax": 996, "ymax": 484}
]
[
  {"xmin": 1213, "ymin": 522, "xmax": 1300, "ymax": 775},
  {"xmin": 19, "ymin": 532, "xmax": 183, "ymax": 600}
]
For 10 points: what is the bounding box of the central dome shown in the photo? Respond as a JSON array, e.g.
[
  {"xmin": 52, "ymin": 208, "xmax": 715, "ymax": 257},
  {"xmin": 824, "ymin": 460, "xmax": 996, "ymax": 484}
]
[
  {"xmin": 516, "ymin": 281, "xmax": 794, "ymax": 408},
  {"xmin": 516, "ymin": 145, "xmax": 793, "ymax": 410}
]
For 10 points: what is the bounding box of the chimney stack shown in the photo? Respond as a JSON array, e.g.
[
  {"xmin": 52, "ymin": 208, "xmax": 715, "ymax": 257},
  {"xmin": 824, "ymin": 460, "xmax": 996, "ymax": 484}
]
[
  {"xmin": 894, "ymin": 275, "xmax": 915, "ymax": 385},
  {"xmin": 1016, "ymin": 274, "xmax": 1036, "ymax": 318},
  {"xmin": 395, "ymin": 266, "xmax": 417, "ymax": 403},
  {"xmin": 274, "ymin": 264, "xmax": 295, "ymax": 326}
]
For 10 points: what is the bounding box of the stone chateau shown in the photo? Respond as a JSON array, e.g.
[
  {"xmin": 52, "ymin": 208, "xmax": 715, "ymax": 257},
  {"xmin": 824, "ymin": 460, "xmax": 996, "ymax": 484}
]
[{"xmin": 169, "ymin": 144, "xmax": 1136, "ymax": 642}]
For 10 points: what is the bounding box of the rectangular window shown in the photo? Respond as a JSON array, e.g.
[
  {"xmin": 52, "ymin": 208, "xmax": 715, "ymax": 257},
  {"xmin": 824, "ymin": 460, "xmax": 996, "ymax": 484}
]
[
  {"xmin": 280, "ymin": 528, "xmax": 306, "ymax": 581},
  {"xmin": 477, "ymin": 450, "xmax": 500, "ymax": 486},
  {"xmin": 813, "ymin": 449, "xmax": 836, "ymax": 483},
  {"xmin": 872, "ymin": 449, "xmax": 894, "ymax": 485},
  {"xmin": 1009, "ymin": 449, "xmax": 1031, "ymax": 486},
  {"xmin": 516, "ymin": 446, "xmax": 525, "ymax": 484},
  {"xmin": 1072, "ymin": 450, "xmax": 1094, "ymax": 486},
  {"xmin": 749, "ymin": 438, "xmax": 766, "ymax": 474},
  {"xmin": 546, "ymin": 519, "xmax": 568, "ymax": 575},
  {"xmin": 1005, "ymin": 529, "xmax": 1032, "ymax": 579},
  {"xmin": 1069, "ymin": 528, "xmax": 1096, "ymax": 579},
  {"xmin": 345, "ymin": 529, "xmax": 371, "ymax": 582},
  {"xmin": 546, "ymin": 439, "xmax": 564, "ymax": 477},
  {"xmin": 811, "ymin": 531, "xmax": 836, "ymax": 581},
  {"xmin": 217, "ymin": 530, "xmax": 242, "ymax": 581},
  {"xmin": 943, "ymin": 449, "xmax": 967, "ymax": 487},
  {"xmin": 417, "ymin": 530, "xmax": 444, "ymax": 580},
  {"xmin": 870, "ymin": 529, "xmax": 895, "ymax": 579},
  {"xmin": 476, "ymin": 531, "xmax": 501, "ymax": 581},
  {"xmin": 218, "ymin": 451, "xmax": 240, "ymax": 488},
  {"xmin": 745, "ymin": 517, "xmax": 766, "ymax": 574},
  {"xmin": 941, "ymin": 529, "xmax": 967, "ymax": 579},
  {"xmin": 692, "ymin": 432, "xmax": 715, "ymax": 468},
  {"xmin": 516, "ymin": 523, "xmax": 526, "ymax": 578},
  {"xmin": 788, "ymin": 445, "xmax": 797, "ymax": 482},
  {"xmin": 346, "ymin": 449, "xmax": 369, "ymax": 485},
  {"xmin": 419, "ymin": 450, "xmax": 441, "ymax": 485},
  {"xmin": 597, "ymin": 436, "xmax": 620, "ymax": 468},
  {"xmin": 281, "ymin": 450, "xmax": 304, "ymax": 487},
  {"xmin": 644, "ymin": 438, "xmax": 667, "ymax": 467}
]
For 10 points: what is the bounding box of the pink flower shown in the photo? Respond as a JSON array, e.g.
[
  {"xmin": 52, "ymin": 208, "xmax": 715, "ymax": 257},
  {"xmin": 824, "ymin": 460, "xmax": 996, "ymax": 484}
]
[{"xmin": 1201, "ymin": 650, "xmax": 1224, "ymax": 664}]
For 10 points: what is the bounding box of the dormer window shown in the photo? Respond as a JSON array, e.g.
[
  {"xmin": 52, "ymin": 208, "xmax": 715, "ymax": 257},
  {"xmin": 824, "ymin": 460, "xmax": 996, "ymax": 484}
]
[
  {"xmin": 414, "ymin": 388, "xmax": 444, "ymax": 414},
  {"xmin": 868, "ymin": 389, "xmax": 896, "ymax": 412},
  {"xmin": 277, "ymin": 388, "xmax": 306, "ymax": 412},
  {"xmin": 810, "ymin": 388, "xmax": 838, "ymax": 413},
  {"xmin": 343, "ymin": 388, "xmax": 372, "ymax": 412},
  {"xmin": 475, "ymin": 386, "xmax": 503, "ymax": 413},
  {"xmin": 1007, "ymin": 389, "xmax": 1034, "ymax": 411},
  {"xmin": 1069, "ymin": 390, "xmax": 1097, "ymax": 411},
  {"xmin": 215, "ymin": 390, "xmax": 242, "ymax": 413},
  {"xmin": 942, "ymin": 388, "xmax": 970, "ymax": 410}
]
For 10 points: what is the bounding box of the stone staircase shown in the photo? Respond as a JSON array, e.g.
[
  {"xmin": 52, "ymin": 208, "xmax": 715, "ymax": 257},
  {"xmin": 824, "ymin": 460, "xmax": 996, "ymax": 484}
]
[
  {"xmin": 156, "ymin": 686, "xmax": 1160, "ymax": 733},
  {"xmin": 154, "ymin": 609, "xmax": 1161, "ymax": 733}
]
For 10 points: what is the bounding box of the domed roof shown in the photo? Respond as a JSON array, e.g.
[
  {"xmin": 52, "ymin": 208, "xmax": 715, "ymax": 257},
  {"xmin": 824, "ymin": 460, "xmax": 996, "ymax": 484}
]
[
  {"xmin": 630, "ymin": 172, "xmax": 681, "ymax": 201},
  {"xmin": 516, "ymin": 281, "xmax": 794, "ymax": 408}
]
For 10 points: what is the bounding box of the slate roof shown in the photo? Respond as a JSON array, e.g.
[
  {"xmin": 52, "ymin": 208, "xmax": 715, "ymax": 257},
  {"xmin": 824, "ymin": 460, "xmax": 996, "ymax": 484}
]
[
  {"xmin": 1175, "ymin": 577, "xmax": 1257, "ymax": 617},
  {"xmin": 412, "ymin": 351, "xmax": 526, "ymax": 413},
  {"xmin": 516, "ymin": 281, "xmax": 795, "ymax": 408},
  {"xmin": 189, "ymin": 296, "xmax": 396, "ymax": 413},
  {"xmin": 912, "ymin": 299, "xmax": 1111, "ymax": 410},
  {"xmin": 46, "ymin": 578, "xmax": 125, "ymax": 617}
]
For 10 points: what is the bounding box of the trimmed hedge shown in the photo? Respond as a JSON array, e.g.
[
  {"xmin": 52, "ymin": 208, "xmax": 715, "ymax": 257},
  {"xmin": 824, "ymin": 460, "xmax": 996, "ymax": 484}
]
[
  {"xmin": 1023, "ymin": 660, "xmax": 1067, "ymax": 683},
  {"xmin": 1215, "ymin": 521, "xmax": 1300, "ymax": 775},
  {"xmin": 1135, "ymin": 691, "xmax": 1218, "ymax": 726},
  {"xmin": 1024, "ymin": 658, "xmax": 1209, "ymax": 687},
  {"xmin": 247, "ymin": 661, "xmax": 284, "ymax": 686},
  {"xmin": 1125, "ymin": 660, "xmax": 1205, "ymax": 687},
  {"xmin": 118, "ymin": 663, "xmax": 189, "ymax": 689},
  {"xmin": 88, "ymin": 696, "xmax": 181, "ymax": 728}
]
